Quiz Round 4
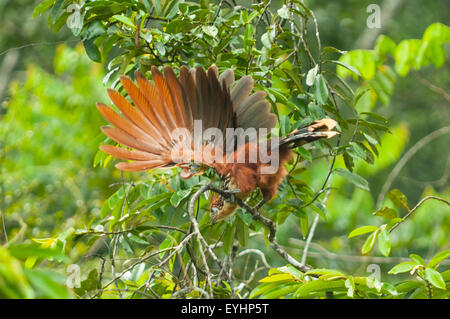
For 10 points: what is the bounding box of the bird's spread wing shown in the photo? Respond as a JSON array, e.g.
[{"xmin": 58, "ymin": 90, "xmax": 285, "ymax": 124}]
[{"xmin": 97, "ymin": 65, "xmax": 278, "ymax": 173}]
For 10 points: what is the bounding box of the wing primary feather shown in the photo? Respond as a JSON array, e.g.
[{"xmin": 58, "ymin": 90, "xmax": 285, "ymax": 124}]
[
  {"xmin": 163, "ymin": 66, "xmax": 189, "ymax": 129},
  {"xmin": 196, "ymin": 66, "xmax": 210, "ymax": 129},
  {"xmin": 207, "ymin": 67, "xmax": 223, "ymax": 132},
  {"xmin": 115, "ymin": 160, "xmax": 170, "ymax": 172},
  {"xmin": 134, "ymin": 71, "xmax": 177, "ymax": 143},
  {"xmin": 151, "ymin": 66, "xmax": 180, "ymax": 129},
  {"xmin": 100, "ymin": 145, "xmax": 162, "ymax": 161},
  {"xmin": 119, "ymin": 75, "xmax": 171, "ymax": 150},
  {"xmin": 179, "ymin": 66, "xmax": 198, "ymax": 122},
  {"xmin": 101, "ymin": 126, "xmax": 163, "ymax": 155},
  {"xmin": 96, "ymin": 102, "xmax": 167, "ymax": 150},
  {"xmin": 107, "ymin": 88, "xmax": 169, "ymax": 144},
  {"xmin": 230, "ymin": 75, "xmax": 253, "ymax": 110},
  {"xmin": 219, "ymin": 69, "xmax": 235, "ymax": 90}
]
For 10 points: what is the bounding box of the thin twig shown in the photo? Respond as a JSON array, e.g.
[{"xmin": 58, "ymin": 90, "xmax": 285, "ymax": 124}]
[
  {"xmin": 236, "ymin": 248, "xmax": 271, "ymax": 269},
  {"xmin": 389, "ymin": 196, "xmax": 450, "ymax": 233}
]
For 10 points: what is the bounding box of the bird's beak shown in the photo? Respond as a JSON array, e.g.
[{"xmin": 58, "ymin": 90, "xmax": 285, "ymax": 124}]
[
  {"xmin": 180, "ymin": 167, "xmax": 194, "ymax": 179},
  {"xmin": 210, "ymin": 207, "xmax": 220, "ymax": 225}
]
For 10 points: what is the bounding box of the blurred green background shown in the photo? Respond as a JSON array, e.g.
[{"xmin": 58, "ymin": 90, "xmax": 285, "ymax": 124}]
[{"xmin": 0, "ymin": 0, "xmax": 449, "ymax": 298}]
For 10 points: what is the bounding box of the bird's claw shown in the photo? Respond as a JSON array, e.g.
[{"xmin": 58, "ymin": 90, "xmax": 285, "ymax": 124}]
[{"xmin": 228, "ymin": 194, "xmax": 237, "ymax": 204}]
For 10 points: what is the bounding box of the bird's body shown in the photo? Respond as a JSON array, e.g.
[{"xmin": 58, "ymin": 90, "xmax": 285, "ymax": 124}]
[{"xmin": 97, "ymin": 65, "xmax": 338, "ymax": 223}]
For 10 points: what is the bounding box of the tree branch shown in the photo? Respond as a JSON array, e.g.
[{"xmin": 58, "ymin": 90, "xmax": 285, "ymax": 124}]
[
  {"xmin": 206, "ymin": 184, "xmax": 312, "ymax": 272},
  {"xmin": 389, "ymin": 196, "xmax": 450, "ymax": 233}
]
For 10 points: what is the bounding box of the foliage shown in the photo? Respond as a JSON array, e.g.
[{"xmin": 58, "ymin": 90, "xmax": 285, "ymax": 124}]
[
  {"xmin": 1, "ymin": 44, "xmax": 113, "ymax": 238},
  {"xmin": 0, "ymin": 0, "xmax": 448, "ymax": 299}
]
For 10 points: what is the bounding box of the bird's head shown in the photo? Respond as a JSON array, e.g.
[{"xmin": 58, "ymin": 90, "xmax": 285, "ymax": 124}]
[
  {"xmin": 209, "ymin": 193, "xmax": 238, "ymax": 225},
  {"xmin": 178, "ymin": 162, "xmax": 208, "ymax": 179},
  {"xmin": 209, "ymin": 193, "xmax": 224, "ymax": 224}
]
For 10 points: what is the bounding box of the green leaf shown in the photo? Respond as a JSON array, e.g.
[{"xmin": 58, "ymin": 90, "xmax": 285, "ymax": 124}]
[
  {"xmin": 427, "ymin": 250, "xmax": 450, "ymax": 269},
  {"xmin": 261, "ymin": 32, "xmax": 272, "ymax": 49},
  {"xmin": 260, "ymin": 282, "xmax": 299, "ymax": 299},
  {"xmin": 386, "ymin": 189, "xmax": 410, "ymax": 211},
  {"xmin": 322, "ymin": 46, "xmax": 347, "ymax": 55},
  {"xmin": 170, "ymin": 189, "xmax": 190, "ymax": 207},
  {"xmin": 249, "ymin": 282, "xmax": 278, "ymax": 298},
  {"xmin": 388, "ymin": 262, "xmax": 416, "ymax": 274},
  {"xmin": 236, "ymin": 216, "xmax": 249, "ymax": 247},
  {"xmin": 334, "ymin": 168, "xmax": 370, "ymax": 191},
  {"xmin": 310, "ymin": 203, "xmax": 327, "ymax": 221},
  {"xmin": 82, "ymin": 21, "xmax": 106, "ymax": 41},
  {"xmin": 50, "ymin": 0, "xmax": 65, "ymax": 25},
  {"xmin": 314, "ymin": 75, "xmax": 329, "ymax": 105},
  {"xmin": 378, "ymin": 228, "xmax": 391, "ymax": 257},
  {"xmin": 33, "ymin": 0, "xmax": 55, "ymax": 18},
  {"xmin": 8, "ymin": 244, "xmax": 67, "ymax": 262},
  {"xmin": 299, "ymin": 214, "xmax": 308, "ymax": 238},
  {"xmin": 353, "ymin": 87, "xmax": 371, "ymax": 108},
  {"xmin": 409, "ymin": 254, "xmax": 425, "ymax": 265},
  {"xmin": 222, "ymin": 222, "xmax": 235, "ymax": 255},
  {"xmin": 74, "ymin": 268, "xmax": 101, "ymax": 297},
  {"xmin": 305, "ymin": 269, "xmax": 346, "ymax": 277},
  {"xmin": 395, "ymin": 39, "xmax": 421, "ymax": 76},
  {"xmin": 373, "ymin": 207, "xmax": 398, "ymax": 219},
  {"xmin": 348, "ymin": 225, "xmax": 379, "ymax": 238},
  {"xmin": 332, "ymin": 59, "xmax": 361, "ymax": 78},
  {"xmin": 375, "ymin": 35, "xmax": 397, "ymax": 57},
  {"xmin": 163, "ymin": 0, "xmax": 181, "ymax": 19},
  {"xmin": 202, "ymin": 25, "xmax": 218, "ymax": 37},
  {"xmin": 151, "ymin": 0, "xmax": 162, "ymax": 15},
  {"xmin": 361, "ymin": 229, "xmax": 380, "ymax": 255},
  {"xmin": 259, "ymin": 273, "xmax": 294, "ymax": 283},
  {"xmin": 280, "ymin": 115, "xmax": 290, "ymax": 137},
  {"xmin": 294, "ymin": 279, "xmax": 346, "ymax": 297},
  {"xmin": 25, "ymin": 269, "xmax": 71, "ymax": 299},
  {"xmin": 423, "ymin": 22, "xmax": 450, "ymax": 43},
  {"xmin": 295, "ymin": 146, "xmax": 312, "ymax": 162},
  {"xmin": 428, "ymin": 40, "xmax": 446, "ymax": 68},
  {"xmin": 111, "ymin": 15, "xmax": 136, "ymax": 30},
  {"xmin": 83, "ymin": 39, "xmax": 101, "ymax": 62},
  {"xmin": 154, "ymin": 42, "xmax": 166, "ymax": 56},
  {"xmin": 424, "ymin": 268, "xmax": 446, "ymax": 289}
]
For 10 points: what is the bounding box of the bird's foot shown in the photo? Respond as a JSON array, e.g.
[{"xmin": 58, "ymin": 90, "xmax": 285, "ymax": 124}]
[
  {"xmin": 227, "ymin": 194, "xmax": 237, "ymax": 204},
  {"xmin": 223, "ymin": 188, "xmax": 240, "ymax": 204}
]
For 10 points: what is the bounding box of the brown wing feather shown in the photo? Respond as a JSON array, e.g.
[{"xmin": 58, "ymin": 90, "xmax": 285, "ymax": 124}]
[
  {"xmin": 106, "ymin": 89, "xmax": 165, "ymax": 143},
  {"xmin": 151, "ymin": 66, "xmax": 182, "ymax": 128},
  {"xmin": 96, "ymin": 102, "xmax": 164, "ymax": 148},
  {"xmin": 116, "ymin": 160, "xmax": 170, "ymax": 172},
  {"xmin": 120, "ymin": 75, "xmax": 172, "ymax": 148},
  {"xmin": 179, "ymin": 66, "xmax": 198, "ymax": 121},
  {"xmin": 101, "ymin": 126, "xmax": 163, "ymax": 155},
  {"xmin": 100, "ymin": 145, "xmax": 161, "ymax": 161},
  {"xmin": 97, "ymin": 65, "xmax": 283, "ymax": 174},
  {"xmin": 135, "ymin": 70, "xmax": 178, "ymax": 134},
  {"xmin": 164, "ymin": 66, "xmax": 191, "ymax": 130}
]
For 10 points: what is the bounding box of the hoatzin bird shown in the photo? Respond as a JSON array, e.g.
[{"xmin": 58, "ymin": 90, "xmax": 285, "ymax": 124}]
[{"xmin": 97, "ymin": 65, "xmax": 338, "ymax": 223}]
